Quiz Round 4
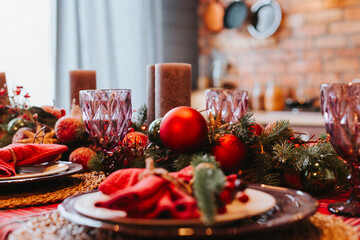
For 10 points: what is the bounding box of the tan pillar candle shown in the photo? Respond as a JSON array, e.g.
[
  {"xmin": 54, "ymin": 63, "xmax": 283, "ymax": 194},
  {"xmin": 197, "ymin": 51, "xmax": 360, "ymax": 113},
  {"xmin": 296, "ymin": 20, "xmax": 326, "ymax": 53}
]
[
  {"xmin": 0, "ymin": 72, "xmax": 8, "ymax": 105},
  {"xmin": 147, "ymin": 64, "xmax": 155, "ymax": 124},
  {"xmin": 70, "ymin": 70, "xmax": 96, "ymax": 104},
  {"xmin": 155, "ymin": 63, "xmax": 191, "ymax": 118}
]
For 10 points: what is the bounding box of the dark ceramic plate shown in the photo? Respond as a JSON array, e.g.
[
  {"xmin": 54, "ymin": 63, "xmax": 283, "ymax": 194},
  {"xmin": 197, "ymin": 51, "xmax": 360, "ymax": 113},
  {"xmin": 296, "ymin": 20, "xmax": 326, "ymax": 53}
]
[
  {"xmin": 58, "ymin": 184, "xmax": 318, "ymax": 238},
  {"xmin": 0, "ymin": 161, "xmax": 83, "ymax": 186}
]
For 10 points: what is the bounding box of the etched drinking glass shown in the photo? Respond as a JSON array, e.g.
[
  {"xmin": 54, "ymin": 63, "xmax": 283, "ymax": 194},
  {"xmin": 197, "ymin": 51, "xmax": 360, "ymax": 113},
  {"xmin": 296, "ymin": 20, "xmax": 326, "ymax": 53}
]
[
  {"xmin": 206, "ymin": 89, "xmax": 249, "ymax": 124},
  {"xmin": 321, "ymin": 83, "xmax": 360, "ymax": 217},
  {"xmin": 80, "ymin": 89, "xmax": 132, "ymax": 151}
]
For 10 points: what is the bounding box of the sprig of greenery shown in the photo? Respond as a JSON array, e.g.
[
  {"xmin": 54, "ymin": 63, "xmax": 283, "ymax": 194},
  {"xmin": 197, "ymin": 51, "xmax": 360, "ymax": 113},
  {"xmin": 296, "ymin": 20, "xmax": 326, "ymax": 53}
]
[{"xmin": 191, "ymin": 154, "xmax": 225, "ymax": 225}]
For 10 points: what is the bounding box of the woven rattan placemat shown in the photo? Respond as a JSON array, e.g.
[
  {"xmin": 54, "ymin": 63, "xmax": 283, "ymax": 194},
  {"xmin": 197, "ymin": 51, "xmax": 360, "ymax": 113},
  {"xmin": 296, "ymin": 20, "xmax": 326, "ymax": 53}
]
[
  {"xmin": 0, "ymin": 172, "xmax": 106, "ymax": 209},
  {"xmin": 7, "ymin": 212, "xmax": 359, "ymax": 240}
]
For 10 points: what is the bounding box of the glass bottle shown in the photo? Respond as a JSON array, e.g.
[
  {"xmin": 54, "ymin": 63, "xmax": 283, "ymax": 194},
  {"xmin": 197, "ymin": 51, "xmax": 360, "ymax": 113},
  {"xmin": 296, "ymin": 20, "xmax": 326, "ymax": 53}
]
[
  {"xmin": 264, "ymin": 80, "xmax": 285, "ymax": 111},
  {"xmin": 251, "ymin": 82, "xmax": 265, "ymax": 110}
]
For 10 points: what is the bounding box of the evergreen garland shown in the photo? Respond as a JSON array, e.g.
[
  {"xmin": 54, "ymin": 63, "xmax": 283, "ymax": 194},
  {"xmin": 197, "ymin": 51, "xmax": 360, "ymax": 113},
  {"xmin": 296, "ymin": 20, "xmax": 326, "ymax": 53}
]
[{"xmin": 99, "ymin": 107, "xmax": 349, "ymax": 196}]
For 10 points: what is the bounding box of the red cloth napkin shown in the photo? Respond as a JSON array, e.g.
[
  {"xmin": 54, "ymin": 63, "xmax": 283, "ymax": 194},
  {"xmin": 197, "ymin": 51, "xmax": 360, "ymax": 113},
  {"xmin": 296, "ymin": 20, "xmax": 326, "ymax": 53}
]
[
  {"xmin": 95, "ymin": 175, "xmax": 200, "ymax": 219},
  {"xmin": 98, "ymin": 165, "xmax": 193, "ymax": 195},
  {"xmin": 98, "ymin": 168, "xmax": 145, "ymax": 195},
  {"xmin": 96, "ymin": 166, "xmax": 198, "ymax": 219},
  {"xmin": 0, "ymin": 143, "xmax": 68, "ymax": 177}
]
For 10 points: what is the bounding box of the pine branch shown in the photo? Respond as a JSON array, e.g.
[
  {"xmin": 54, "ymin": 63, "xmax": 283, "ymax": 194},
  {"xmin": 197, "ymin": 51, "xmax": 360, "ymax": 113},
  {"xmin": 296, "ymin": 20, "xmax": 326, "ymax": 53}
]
[
  {"xmin": 311, "ymin": 142, "xmax": 349, "ymax": 188},
  {"xmin": 132, "ymin": 104, "xmax": 148, "ymax": 132},
  {"xmin": 171, "ymin": 154, "xmax": 192, "ymax": 171},
  {"xmin": 193, "ymin": 168, "xmax": 216, "ymax": 224},
  {"xmin": 261, "ymin": 120, "xmax": 293, "ymax": 150},
  {"xmin": 144, "ymin": 143, "xmax": 177, "ymax": 171},
  {"xmin": 88, "ymin": 152, "xmax": 105, "ymax": 172},
  {"xmin": 191, "ymin": 154, "xmax": 225, "ymax": 225}
]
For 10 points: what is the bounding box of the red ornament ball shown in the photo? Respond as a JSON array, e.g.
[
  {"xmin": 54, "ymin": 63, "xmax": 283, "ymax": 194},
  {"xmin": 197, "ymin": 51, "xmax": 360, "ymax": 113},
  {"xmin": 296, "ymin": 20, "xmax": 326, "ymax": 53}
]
[
  {"xmin": 236, "ymin": 192, "xmax": 249, "ymax": 203},
  {"xmin": 123, "ymin": 131, "xmax": 149, "ymax": 148},
  {"xmin": 69, "ymin": 147, "xmax": 97, "ymax": 171},
  {"xmin": 211, "ymin": 134, "xmax": 247, "ymax": 173},
  {"xmin": 159, "ymin": 106, "xmax": 208, "ymax": 154},
  {"xmin": 250, "ymin": 123, "xmax": 263, "ymax": 136}
]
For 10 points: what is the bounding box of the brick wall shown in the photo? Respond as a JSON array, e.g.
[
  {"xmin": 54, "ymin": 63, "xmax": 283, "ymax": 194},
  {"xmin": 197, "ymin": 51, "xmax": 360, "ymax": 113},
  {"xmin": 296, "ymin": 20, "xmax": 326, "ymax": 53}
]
[{"xmin": 198, "ymin": 0, "xmax": 360, "ymax": 101}]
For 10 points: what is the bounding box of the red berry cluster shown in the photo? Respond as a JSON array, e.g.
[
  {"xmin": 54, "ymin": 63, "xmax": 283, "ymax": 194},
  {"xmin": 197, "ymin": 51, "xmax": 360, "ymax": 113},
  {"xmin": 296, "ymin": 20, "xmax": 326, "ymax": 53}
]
[{"xmin": 217, "ymin": 174, "xmax": 249, "ymax": 213}]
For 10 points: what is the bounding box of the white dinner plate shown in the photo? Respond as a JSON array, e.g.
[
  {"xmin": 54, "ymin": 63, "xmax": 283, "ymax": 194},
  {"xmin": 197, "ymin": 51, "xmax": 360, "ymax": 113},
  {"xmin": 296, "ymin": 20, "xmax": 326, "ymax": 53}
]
[
  {"xmin": 0, "ymin": 162, "xmax": 69, "ymax": 180},
  {"xmin": 74, "ymin": 188, "xmax": 276, "ymax": 226}
]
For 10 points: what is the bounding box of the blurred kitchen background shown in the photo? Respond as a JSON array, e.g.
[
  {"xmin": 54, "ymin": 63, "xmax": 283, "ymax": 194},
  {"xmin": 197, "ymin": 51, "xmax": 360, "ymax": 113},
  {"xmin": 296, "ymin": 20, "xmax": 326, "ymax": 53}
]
[{"xmin": 194, "ymin": 0, "xmax": 360, "ymax": 138}]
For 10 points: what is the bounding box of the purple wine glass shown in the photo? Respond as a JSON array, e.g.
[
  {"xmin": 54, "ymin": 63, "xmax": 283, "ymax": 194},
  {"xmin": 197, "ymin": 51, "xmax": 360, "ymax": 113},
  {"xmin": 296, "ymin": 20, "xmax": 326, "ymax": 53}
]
[
  {"xmin": 206, "ymin": 89, "xmax": 249, "ymax": 124},
  {"xmin": 80, "ymin": 89, "xmax": 132, "ymax": 151},
  {"xmin": 321, "ymin": 83, "xmax": 360, "ymax": 217}
]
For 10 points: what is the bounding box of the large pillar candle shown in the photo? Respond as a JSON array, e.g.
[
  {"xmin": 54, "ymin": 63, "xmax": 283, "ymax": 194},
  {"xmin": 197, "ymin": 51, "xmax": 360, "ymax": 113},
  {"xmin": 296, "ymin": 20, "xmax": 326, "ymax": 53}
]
[
  {"xmin": 70, "ymin": 70, "xmax": 96, "ymax": 104},
  {"xmin": 155, "ymin": 63, "xmax": 191, "ymax": 118},
  {"xmin": 147, "ymin": 64, "xmax": 155, "ymax": 124}
]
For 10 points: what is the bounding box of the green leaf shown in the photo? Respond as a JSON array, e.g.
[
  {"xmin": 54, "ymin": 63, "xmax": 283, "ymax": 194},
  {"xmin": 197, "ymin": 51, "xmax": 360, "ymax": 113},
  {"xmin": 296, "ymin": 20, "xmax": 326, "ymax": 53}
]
[{"xmin": 28, "ymin": 106, "xmax": 58, "ymax": 128}]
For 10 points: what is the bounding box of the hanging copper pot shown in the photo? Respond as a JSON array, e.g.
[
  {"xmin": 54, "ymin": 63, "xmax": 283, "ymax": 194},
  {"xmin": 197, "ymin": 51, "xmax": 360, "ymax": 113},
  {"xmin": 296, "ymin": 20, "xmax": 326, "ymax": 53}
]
[{"xmin": 203, "ymin": 0, "xmax": 225, "ymax": 33}]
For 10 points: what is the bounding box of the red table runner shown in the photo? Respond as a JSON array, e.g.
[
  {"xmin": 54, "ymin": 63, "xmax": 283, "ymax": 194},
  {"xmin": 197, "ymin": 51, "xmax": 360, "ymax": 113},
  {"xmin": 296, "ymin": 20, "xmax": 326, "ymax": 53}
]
[
  {"xmin": 0, "ymin": 203, "xmax": 59, "ymax": 240},
  {"xmin": 1, "ymin": 192, "xmax": 360, "ymax": 239},
  {"xmin": 318, "ymin": 191, "xmax": 360, "ymax": 233}
]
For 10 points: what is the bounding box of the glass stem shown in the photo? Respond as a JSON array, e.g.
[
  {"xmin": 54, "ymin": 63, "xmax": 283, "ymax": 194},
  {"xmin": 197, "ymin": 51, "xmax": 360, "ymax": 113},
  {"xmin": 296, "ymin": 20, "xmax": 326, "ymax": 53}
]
[{"xmin": 348, "ymin": 161, "xmax": 360, "ymax": 203}]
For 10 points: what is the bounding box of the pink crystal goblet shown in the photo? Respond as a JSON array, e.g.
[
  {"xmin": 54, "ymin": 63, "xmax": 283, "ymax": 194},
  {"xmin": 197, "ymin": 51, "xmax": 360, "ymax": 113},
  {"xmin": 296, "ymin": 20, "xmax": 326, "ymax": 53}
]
[
  {"xmin": 321, "ymin": 83, "xmax": 360, "ymax": 217},
  {"xmin": 79, "ymin": 89, "xmax": 132, "ymax": 151},
  {"xmin": 206, "ymin": 88, "xmax": 249, "ymax": 124}
]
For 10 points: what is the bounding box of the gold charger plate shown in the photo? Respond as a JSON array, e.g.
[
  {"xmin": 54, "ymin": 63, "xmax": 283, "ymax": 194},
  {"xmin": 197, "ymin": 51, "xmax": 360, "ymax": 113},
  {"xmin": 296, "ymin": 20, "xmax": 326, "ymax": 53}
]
[{"xmin": 73, "ymin": 188, "xmax": 276, "ymax": 226}]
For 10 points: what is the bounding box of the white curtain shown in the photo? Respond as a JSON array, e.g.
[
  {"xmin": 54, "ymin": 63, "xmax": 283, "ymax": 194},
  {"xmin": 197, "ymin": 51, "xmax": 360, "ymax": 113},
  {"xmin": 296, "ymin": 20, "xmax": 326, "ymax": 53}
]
[{"xmin": 53, "ymin": 0, "xmax": 163, "ymax": 112}]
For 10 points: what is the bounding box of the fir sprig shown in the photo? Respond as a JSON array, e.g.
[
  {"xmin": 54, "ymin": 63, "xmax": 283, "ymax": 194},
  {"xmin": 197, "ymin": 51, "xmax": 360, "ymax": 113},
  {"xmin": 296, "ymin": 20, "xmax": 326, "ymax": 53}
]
[
  {"xmin": 191, "ymin": 154, "xmax": 225, "ymax": 225},
  {"xmin": 172, "ymin": 154, "xmax": 193, "ymax": 171},
  {"xmin": 132, "ymin": 104, "xmax": 148, "ymax": 132},
  {"xmin": 272, "ymin": 140, "xmax": 349, "ymax": 193},
  {"xmin": 261, "ymin": 120, "xmax": 293, "ymax": 150}
]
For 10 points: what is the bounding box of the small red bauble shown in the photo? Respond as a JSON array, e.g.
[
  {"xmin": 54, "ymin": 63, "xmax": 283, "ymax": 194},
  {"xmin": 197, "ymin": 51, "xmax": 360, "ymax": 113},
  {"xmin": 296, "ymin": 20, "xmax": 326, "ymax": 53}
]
[
  {"xmin": 250, "ymin": 123, "xmax": 263, "ymax": 136},
  {"xmin": 211, "ymin": 134, "xmax": 247, "ymax": 173},
  {"xmin": 236, "ymin": 192, "xmax": 249, "ymax": 203},
  {"xmin": 159, "ymin": 106, "xmax": 208, "ymax": 154},
  {"xmin": 123, "ymin": 131, "xmax": 149, "ymax": 147}
]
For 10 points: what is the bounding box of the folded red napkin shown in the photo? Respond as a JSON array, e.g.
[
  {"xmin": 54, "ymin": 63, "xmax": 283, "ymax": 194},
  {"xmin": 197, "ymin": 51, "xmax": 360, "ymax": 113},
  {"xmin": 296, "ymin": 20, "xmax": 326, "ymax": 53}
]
[
  {"xmin": 95, "ymin": 175, "xmax": 200, "ymax": 219},
  {"xmin": 0, "ymin": 143, "xmax": 68, "ymax": 177},
  {"xmin": 98, "ymin": 168, "xmax": 145, "ymax": 195},
  {"xmin": 98, "ymin": 165, "xmax": 193, "ymax": 195}
]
